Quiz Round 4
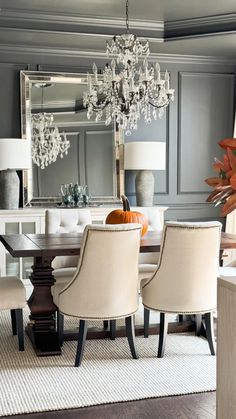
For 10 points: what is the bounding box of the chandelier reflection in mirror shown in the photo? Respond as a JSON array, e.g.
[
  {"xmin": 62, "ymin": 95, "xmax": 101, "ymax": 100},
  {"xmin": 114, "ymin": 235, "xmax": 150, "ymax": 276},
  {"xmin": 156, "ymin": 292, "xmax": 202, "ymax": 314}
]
[
  {"xmin": 83, "ymin": 0, "xmax": 175, "ymax": 135},
  {"xmin": 31, "ymin": 84, "xmax": 70, "ymax": 170}
]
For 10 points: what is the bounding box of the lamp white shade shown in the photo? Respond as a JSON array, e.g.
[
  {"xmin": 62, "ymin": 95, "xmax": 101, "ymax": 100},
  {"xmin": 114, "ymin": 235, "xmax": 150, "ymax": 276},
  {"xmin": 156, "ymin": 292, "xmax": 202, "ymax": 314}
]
[
  {"xmin": 0, "ymin": 138, "xmax": 31, "ymax": 170},
  {"xmin": 124, "ymin": 141, "xmax": 166, "ymax": 171}
]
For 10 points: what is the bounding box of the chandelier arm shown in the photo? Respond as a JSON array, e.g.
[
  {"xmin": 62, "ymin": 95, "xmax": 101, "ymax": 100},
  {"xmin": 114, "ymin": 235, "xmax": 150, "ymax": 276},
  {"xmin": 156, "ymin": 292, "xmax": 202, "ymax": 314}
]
[
  {"xmin": 88, "ymin": 96, "xmax": 111, "ymax": 111},
  {"xmin": 91, "ymin": 104, "xmax": 108, "ymax": 112},
  {"xmin": 148, "ymin": 101, "xmax": 170, "ymax": 109}
]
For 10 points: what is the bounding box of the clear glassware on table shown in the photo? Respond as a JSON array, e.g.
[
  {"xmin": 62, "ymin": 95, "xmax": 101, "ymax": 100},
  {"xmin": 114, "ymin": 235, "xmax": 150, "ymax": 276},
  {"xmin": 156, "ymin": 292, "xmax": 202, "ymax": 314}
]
[
  {"xmin": 61, "ymin": 183, "xmax": 74, "ymax": 207},
  {"xmin": 73, "ymin": 184, "xmax": 83, "ymax": 207},
  {"xmin": 82, "ymin": 185, "xmax": 90, "ymax": 206}
]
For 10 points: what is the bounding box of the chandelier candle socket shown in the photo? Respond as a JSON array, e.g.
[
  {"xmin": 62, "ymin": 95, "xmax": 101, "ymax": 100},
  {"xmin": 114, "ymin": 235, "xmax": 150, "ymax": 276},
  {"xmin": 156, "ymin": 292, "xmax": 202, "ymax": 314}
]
[{"xmin": 83, "ymin": 0, "xmax": 174, "ymax": 135}]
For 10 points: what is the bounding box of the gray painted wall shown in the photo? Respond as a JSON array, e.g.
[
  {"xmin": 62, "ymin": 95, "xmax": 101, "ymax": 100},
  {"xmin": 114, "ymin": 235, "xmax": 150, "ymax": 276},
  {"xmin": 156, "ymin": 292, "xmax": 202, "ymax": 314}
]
[
  {"xmin": 124, "ymin": 64, "xmax": 235, "ymax": 224},
  {"xmin": 0, "ymin": 30, "xmax": 235, "ymax": 222}
]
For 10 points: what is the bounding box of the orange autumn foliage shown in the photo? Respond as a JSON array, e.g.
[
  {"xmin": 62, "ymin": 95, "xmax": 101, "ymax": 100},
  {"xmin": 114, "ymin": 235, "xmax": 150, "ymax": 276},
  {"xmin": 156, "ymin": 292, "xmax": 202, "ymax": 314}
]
[
  {"xmin": 205, "ymin": 138, "xmax": 236, "ymax": 216},
  {"xmin": 218, "ymin": 138, "xmax": 236, "ymax": 150}
]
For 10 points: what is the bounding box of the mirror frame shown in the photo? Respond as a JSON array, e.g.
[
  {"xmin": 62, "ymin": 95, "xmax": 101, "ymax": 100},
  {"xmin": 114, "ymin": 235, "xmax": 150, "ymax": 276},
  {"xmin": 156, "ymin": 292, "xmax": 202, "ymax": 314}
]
[{"xmin": 20, "ymin": 70, "xmax": 124, "ymax": 206}]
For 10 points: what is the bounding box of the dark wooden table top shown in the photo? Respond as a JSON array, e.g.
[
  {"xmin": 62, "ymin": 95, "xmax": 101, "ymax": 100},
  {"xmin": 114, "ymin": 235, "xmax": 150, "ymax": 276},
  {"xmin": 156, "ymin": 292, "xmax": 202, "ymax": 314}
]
[
  {"xmin": 0, "ymin": 230, "xmax": 163, "ymax": 258},
  {"xmin": 0, "ymin": 231, "xmax": 235, "ymax": 258}
]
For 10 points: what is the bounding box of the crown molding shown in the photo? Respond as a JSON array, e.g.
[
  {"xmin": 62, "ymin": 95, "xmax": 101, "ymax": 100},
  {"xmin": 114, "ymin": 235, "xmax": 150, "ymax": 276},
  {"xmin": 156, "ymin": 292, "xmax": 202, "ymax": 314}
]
[
  {"xmin": 1, "ymin": 43, "xmax": 236, "ymax": 66},
  {"xmin": 166, "ymin": 13, "xmax": 236, "ymax": 40},
  {"xmin": 0, "ymin": 26, "xmax": 163, "ymax": 45},
  {"xmin": 0, "ymin": 8, "xmax": 163, "ymax": 38},
  {"xmin": 1, "ymin": 8, "xmax": 236, "ymax": 42}
]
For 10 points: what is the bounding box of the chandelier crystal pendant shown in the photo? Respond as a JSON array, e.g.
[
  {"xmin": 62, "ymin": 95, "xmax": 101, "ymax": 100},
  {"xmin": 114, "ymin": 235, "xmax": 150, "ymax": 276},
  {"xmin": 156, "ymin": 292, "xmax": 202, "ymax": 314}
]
[
  {"xmin": 83, "ymin": 0, "xmax": 175, "ymax": 135},
  {"xmin": 31, "ymin": 84, "xmax": 70, "ymax": 170}
]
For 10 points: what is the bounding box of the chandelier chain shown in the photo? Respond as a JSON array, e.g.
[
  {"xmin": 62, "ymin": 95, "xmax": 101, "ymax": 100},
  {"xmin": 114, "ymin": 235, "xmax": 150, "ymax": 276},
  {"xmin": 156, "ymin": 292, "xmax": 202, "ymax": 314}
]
[
  {"xmin": 126, "ymin": 0, "xmax": 129, "ymax": 34},
  {"xmin": 41, "ymin": 86, "xmax": 44, "ymax": 111}
]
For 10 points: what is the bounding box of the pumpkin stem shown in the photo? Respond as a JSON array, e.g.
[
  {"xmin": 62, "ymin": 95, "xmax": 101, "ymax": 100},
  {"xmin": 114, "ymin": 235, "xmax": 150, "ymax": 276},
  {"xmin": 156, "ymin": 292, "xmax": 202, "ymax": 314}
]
[{"xmin": 121, "ymin": 194, "xmax": 131, "ymax": 211}]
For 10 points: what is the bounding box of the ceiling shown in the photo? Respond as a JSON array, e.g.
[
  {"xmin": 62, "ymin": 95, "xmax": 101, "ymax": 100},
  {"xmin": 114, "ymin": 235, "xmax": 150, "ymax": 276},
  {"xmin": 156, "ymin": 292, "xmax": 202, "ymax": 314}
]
[
  {"xmin": 0, "ymin": 0, "xmax": 235, "ymax": 21},
  {"xmin": 1, "ymin": 0, "xmax": 236, "ymax": 59}
]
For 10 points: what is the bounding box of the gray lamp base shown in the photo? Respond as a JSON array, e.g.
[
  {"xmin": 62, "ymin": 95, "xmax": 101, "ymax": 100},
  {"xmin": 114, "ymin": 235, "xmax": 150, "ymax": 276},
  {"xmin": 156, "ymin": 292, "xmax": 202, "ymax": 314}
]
[
  {"xmin": 0, "ymin": 169, "xmax": 20, "ymax": 209},
  {"xmin": 135, "ymin": 170, "xmax": 154, "ymax": 206}
]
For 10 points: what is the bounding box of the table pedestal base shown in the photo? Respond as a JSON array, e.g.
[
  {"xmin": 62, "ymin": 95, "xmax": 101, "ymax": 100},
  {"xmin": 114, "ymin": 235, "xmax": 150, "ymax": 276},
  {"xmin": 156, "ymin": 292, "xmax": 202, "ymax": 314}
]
[
  {"xmin": 63, "ymin": 320, "xmax": 196, "ymax": 341},
  {"xmin": 27, "ymin": 256, "xmax": 61, "ymax": 356},
  {"xmin": 26, "ymin": 325, "xmax": 61, "ymax": 356}
]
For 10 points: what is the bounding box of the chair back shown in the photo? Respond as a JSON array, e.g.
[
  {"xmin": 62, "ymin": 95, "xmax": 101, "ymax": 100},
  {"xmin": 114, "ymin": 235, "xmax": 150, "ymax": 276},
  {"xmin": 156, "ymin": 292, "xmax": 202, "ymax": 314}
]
[
  {"xmin": 142, "ymin": 221, "xmax": 221, "ymax": 313},
  {"xmin": 57, "ymin": 223, "xmax": 141, "ymax": 319},
  {"xmin": 45, "ymin": 208, "xmax": 92, "ymax": 269}
]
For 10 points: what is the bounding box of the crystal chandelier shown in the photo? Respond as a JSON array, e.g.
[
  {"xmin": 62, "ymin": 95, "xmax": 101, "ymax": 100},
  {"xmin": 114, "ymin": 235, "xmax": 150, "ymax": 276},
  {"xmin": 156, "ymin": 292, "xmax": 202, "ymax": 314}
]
[
  {"xmin": 31, "ymin": 84, "xmax": 70, "ymax": 170},
  {"xmin": 83, "ymin": 0, "xmax": 175, "ymax": 135}
]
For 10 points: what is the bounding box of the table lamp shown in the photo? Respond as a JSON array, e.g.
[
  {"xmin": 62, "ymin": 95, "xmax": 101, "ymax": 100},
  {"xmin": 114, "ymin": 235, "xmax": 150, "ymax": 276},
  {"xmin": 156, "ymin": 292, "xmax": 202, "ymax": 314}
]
[
  {"xmin": 0, "ymin": 139, "xmax": 31, "ymax": 209},
  {"xmin": 124, "ymin": 141, "xmax": 166, "ymax": 206}
]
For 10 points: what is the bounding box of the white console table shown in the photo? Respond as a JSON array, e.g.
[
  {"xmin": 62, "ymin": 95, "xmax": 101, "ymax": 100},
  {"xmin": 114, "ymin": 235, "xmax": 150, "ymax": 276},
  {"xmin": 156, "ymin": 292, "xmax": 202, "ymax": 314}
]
[{"xmin": 0, "ymin": 206, "xmax": 167, "ymax": 280}]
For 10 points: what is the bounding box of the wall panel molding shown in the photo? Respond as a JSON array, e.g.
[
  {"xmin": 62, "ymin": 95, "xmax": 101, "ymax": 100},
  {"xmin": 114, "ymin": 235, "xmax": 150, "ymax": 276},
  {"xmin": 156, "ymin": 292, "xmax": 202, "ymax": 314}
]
[
  {"xmin": 177, "ymin": 71, "xmax": 235, "ymax": 196},
  {"xmin": 84, "ymin": 129, "xmax": 114, "ymax": 197}
]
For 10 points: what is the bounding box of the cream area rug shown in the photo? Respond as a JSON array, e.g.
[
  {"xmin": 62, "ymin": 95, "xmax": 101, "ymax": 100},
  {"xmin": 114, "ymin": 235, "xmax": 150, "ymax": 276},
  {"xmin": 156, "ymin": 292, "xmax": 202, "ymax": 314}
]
[{"xmin": 0, "ymin": 307, "xmax": 216, "ymax": 417}]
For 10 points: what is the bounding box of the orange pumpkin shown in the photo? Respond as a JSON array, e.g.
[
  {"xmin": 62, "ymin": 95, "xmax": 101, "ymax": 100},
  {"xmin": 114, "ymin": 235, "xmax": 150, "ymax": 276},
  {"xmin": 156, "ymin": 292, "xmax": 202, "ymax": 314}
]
[{"xmin": 105, "ymin": 195, "xmax": 148, "ymax": 236}]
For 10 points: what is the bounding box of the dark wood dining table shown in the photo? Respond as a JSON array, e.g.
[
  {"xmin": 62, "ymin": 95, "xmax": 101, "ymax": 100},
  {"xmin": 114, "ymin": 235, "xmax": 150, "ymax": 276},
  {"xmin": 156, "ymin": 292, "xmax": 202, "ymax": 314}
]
[{"xmin": 0, "ymin": 231, "xmax": 235, "ymax": 356}]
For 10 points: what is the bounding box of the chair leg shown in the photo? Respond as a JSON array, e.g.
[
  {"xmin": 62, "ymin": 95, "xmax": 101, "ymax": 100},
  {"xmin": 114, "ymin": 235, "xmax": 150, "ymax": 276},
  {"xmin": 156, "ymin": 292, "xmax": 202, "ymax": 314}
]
[
  {"xmin": 57, "ymin": 311, "xmax": 64, "ymax": 347},
  {"xmin": 75, "ymin": 320, "xmax": 87, "ymax": 367},
  {"xmin": 15, "ymin": 309, "xmax": 24, "ymax": 351},
  {"xmin": 10, "ymin": 309, "xmax": 17, "ymax": 335},
  {"xmin": 125, "ymin": 315, "xmax": 138, "ymax": 359},
  {"xmin": 158, "ymin": 313, "xmax": 168, "ymax": 358},
  {"xmin": 178, "ymin": 314, "xmax": 183, "ymax": 322},
  {"xmin": 178, "ymin": 314, "xmax": 188, "ymax": 322},
  {"xmin": 103, "ymin": 320, "xmax": 109, "ymax": 329},
  {"xmin": 195, "ymin": 314, "xmax": 202, "ymax": 337},
  {"xmin": 205, "ymin": 312, "xmax": 216, "ymax": 356},
  {"xmin": 144, "ymin": 308, "xmax": 150, "ymax": 338},
  {"xmin": 110, "ymin": 320, "xmax": 116, "ymax": 340}
]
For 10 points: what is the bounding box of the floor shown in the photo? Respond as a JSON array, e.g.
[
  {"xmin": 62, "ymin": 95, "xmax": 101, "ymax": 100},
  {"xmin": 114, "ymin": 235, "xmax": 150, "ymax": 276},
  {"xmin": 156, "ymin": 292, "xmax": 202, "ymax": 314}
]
[
  {"xmin": 2, "ymin": 392, "xmax": 216, "ymax": 419},
  {"xmin": 3, "ymin": 286, "xmax": 215, "ymax": 418}
]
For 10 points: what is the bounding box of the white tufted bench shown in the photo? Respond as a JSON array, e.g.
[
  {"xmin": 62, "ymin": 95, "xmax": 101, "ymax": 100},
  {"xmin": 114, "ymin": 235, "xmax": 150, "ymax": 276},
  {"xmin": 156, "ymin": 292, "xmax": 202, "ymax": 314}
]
[{"xmin": 45, "ymin": 209, "xmax": 92, "ymax": 283}]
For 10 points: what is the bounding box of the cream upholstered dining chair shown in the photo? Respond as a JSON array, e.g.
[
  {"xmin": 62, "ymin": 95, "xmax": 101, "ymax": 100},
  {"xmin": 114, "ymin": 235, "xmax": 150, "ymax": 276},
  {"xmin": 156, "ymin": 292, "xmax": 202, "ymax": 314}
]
[
  {"xmin": 141, "ymin": 221, "xmax": 222, "ymax": 358},
  {"xmin": 0, "ymin": 276, "xmax": 26, "ymax": 350},
  {"xmin": 104, "ymin": 207, "xmax": 163, "ymax": 339},
  {"xmin": 51, "ymin": 223, "xmax": 141, "ymax": 367},
  {"xmin": 45, "ymin": 208, "xmax": 92, "ymax": 284}
]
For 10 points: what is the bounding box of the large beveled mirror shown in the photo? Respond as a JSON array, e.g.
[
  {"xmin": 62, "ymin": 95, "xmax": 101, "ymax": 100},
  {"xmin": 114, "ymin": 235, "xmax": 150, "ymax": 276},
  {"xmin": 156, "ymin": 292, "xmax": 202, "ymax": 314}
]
[{"xmin": 20, "ymin": 71, "xmax": 124, "ymax": 206}]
